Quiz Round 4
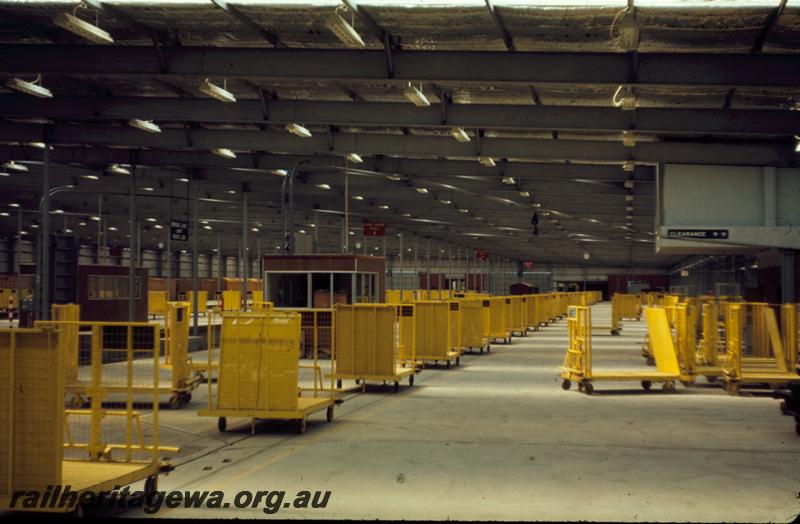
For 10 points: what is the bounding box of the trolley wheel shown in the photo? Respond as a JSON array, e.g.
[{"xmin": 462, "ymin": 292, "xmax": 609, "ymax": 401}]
[
  {"xmin": 725, "ymin": 383, "xmax": 740, "ymax": 396},
  {"xmin": 456, "ymin": 356, "xmax": 461, "ymax": 366},
  {"xmin": 479, "ymin": 346, "xmax": 484, "ymax": 354},
  {"xmin": 662, "ymin": 381, "xmax": 676, "ymax": 393},
  {"xmin": 641, "ymin": 380, "xmax": 652, "ymax": 391},
  {"xmin": 355, "ymin": 379, "xmax": 361, "ymax": 385},
  {"xmin": 561, "ymin": 379, "xmax": 571, "ymax": 391},
  {"xmin": 506, "ymin": 337, "xmax": 511, "ymax": 344},
  {"xmin": 486, "ymin": 345, "xmax": 491, "ymax": 353},
  {"xmin": 297, "ymin": 418, "xmax": 307, "ymax": 434},
  {"xmin": 180, "ymin": 392, "xmax": 192, "ymax": 405},
  {"xmin": 610, "ymin": 329, "xmax": 620, "ymax": 336},
  {"xmin": 446, "ymin": 360, "xmax": 451, "ymax": 369},
  {"xmin": 646, "ymin": 357, "xmax": 656, "ymax": 366},
  {"xmin": 144, "ymin": 475, "xmax": 158, "ymax": 498},
  {"xmin": 217, "ymin": 417, "xmax": 227, "ymax": 432},
  {"xmin": 393, "ymin": 381, "xmax": 400, "ymax": 393},
  {"xmin": 326, "ymin": 406, "xmax": 334, "ymax": 422},
  {"xmin": 168, "ymin": 394, "xmax": 182, "ymax": 410},
  {"xmin": 336, "ymin": 379, "xmax": 342, "ymax": 389},
  {"xmin": 583, "ymin": 383, "xmax": 594, "ymax": 395},
  {"xmin": 409, "ymin": 375, "xmax": 414, "ymax": 386},
  {"xmin": 705, "ymin": 376, "xmax": 718, "ymax": 384}
]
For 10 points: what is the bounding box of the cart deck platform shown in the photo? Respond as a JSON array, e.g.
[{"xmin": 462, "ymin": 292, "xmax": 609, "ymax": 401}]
[
  {"xmin": 199, "ymin": 396, "xmax": 335, "ymax": 434},
  {"xmin": 332, "ymin": 366, "xmax": 416, "ymax": 392},
  {"xmin": 416, "ymin": 350, "xmax": 461, "ymax": 368}
]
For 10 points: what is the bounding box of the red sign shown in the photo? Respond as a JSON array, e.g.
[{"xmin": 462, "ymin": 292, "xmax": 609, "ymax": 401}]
[
  {"xmin": 475, "ymin": 249, "xmax": 490, "ymax": 261},
  {"xmin": 363, "ymin": 221, "xmax": 386, "ymax": 237},
  {"xmin": 522, "ymin": 260, "xmax": 534, "ymax": 269}
]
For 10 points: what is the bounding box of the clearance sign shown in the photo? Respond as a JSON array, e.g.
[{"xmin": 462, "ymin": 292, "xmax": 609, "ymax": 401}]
[{"xmin": 475, "ymin": 249, "xmax": 490, "ymax": 261}]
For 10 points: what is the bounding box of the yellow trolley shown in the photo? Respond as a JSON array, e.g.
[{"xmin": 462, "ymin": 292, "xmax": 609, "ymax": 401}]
[
  {"xmin": 199, "ymin": 310, "xmax": 335, "ymax": 434},
  {"xmin": 560, "ymin": 306, "xmax": 681, "ymax": 394},
  {"xmin": 332, "ymin": 304, "xmax": 416, "ymax": 392},
  {"xmin": 413, "ymin": 301, "xmax": 460, "ymax": 367}
]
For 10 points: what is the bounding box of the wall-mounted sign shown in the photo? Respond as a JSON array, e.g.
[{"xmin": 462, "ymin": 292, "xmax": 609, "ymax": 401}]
[
  {"xmin": 666, "ymin": 229, "xmax": 729, "ymax": 240},
  {"xmin": 170, "ymin": 220, "xmax": 189, "ymax": 242},
  {"xmin": 475, "ymin": 249, "xmax": 490, "ymax": 261},
  {"xmin": 522, "ymin": 260, "xmax": 534, "ymax": 269},
  {"xmin": 363, "ymin": 221, "xmax": 386, "ymax": 237}
]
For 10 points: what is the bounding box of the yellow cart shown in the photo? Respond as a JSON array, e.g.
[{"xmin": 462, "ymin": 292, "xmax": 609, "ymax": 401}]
[
  {"xmin": 609, "ymin": 293, "xmax": 642, "ymax": 336},
  {"xmin": 721, "ymin": 303, "xmax": 800, "ymax": 395},
  {"xmin": 458, "ymin": 298, "xmax": 490, "ymax": 353},
  {"xmin": 332, "ymin": 304, "xmax": 416, "ymax": 392},
  {"xmin": 508, "ymin": 295, "xmax": 527, "ymax": 337},
  {"xmin": 560, "ymin": 306, "xmax": 680, "ymax": 394},
  {"xmin": 0, "ymin": 327, "xmax": 177, "ymax": 513},
  {"xmin": 199, "ymin": 310, "xmax": 335, "ymax": 434},
  {"xmin": 413, "ymin": 300, "xmax": 460, "ymax": 367},
  {"xmin": 486, "ymin": 297, "xmax": 511, "ymax": 344}
]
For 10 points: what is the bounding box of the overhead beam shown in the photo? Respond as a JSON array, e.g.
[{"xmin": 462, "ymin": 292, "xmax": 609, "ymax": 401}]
[
  {"xmin": 751, "ymin": 0, "xmax": 787, "ymax": 53},
  {"xmin": 209, "ymin": 0, "xmax": 285, "ymax": 48},
  {"xmin": 0, "ymin": 123, "xmax": 793, "ymax": 166},
  {"xmin": 2, "ymin": 45, "xmax": 799, "ymax": 87},
  {"xmin": 0, "ymin": 145, "xmax": 654, "ymax": 179},
  {"xmin": 2, "ymin": 96, "xmax": 799, "ymax": 136},
  {"xmin": 484, "ymin": 0, "xmax": 515, "ymax": 52},
  {"xmin": 83, "ymin": 0, "xmax": 176, "ymax": 45}
]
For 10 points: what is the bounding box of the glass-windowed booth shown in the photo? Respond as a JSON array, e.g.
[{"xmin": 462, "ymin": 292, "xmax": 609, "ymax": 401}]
[{"xmin": 263, "ymin": 255, "xmax": 386, "ymax": 308}]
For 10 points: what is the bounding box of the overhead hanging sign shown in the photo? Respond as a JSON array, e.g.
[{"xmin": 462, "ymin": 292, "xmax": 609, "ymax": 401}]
[
  {"xmin": 666, "ymin": 229, "xmax": 729, "ymax": 240},
  {"xmin": 363, "ymin": 221, "xmax": 386, "ymax": 237},
  {"xmin": 170, "ymin": 220, "xmax": 189, "ymax": 242},
  {"xmin": 475, "ymin": 249, "xmax": 490, "ymax": 261},
  {"xmin": 522, "ymin": 260, "xmax": 535, "ymax": 269}
]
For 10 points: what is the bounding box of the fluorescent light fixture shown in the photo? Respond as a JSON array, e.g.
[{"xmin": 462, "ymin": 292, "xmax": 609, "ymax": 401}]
[
  {"xmin": 0, "ymin": 173, "xmax": 8, "ymax": 178},
  {"xmin": 82, "ymin": 174, "xmax": 99, "ymax": 180},
  {"xmin": 316, "ymin": 183, "xmax": 331, "ymax": 190},
  {"xmin": 271, "ymin": 169, "xmax": 288, "ymax": 177},
  {"xmin": 346, "ymin": 153, "xmax": 363, "ymax": 163},
  {"xmin": 141, "ymin": 187, "xmax": 155, "ymax": 192},
  {"xmin": 519, "ymin": 191, "xmax": 530, "ymax": 197},
  {"xmin": 2, "ymin": 161, "xmax": 27, "ymax": 172},
  {"xmin": 387, "ymin": 174, "xmax": 403, "ymax": 181},
  {"xmin": 625, "ymin": 194, "xmax": 634, "ymax": 202},
  {"xmin": 0, "ymin": 212, "xmax": 8, "ymax": 217},
  {"xmin": 64, "ymin": 228, "xmax": 74, "ymax": 234},
  {"xmin": 89, "ymin": 215, "xmax": 100, "ymax": 221},
  {"xmin": 401, "ymin": 213, "xmax": 411, "ymax": 218},
  {"xmin": 6, "ymin": 77, "xmax": 53, "ymax": 98},
  {"xmin": 459, "ymin": 208, "xmax": 469, "ymax": 213},
  {"xmin": 378, "ymin": 204, "xmax": 389, "ymax": 209},
  {"xmin": 626, "ymin": 215, "xmax": 634, "ymax": 220},
  {"xmin": 52, "ymin": 209, "xmax": 64, "ymax": 214},
  {"xmin": 52, "ymin": 12, "xmax": 113, "ymax": 44},
  {"xmin": 27, "ymin": 142, "xmax": 48, "ymax": 149},
  {"xmin": 624, "ymin": 180, "xmax": 635, "ymax": 189},
  {"xmin": 621, "ymin": 131, "xmax": 636, "ymax": 147},
  {"xmin": 352, "ymin": 195, "xmax": 364, "ymax": 201},
  {"xmin": 176, "ymin": 178, "xmax": 189, "ymax": 183},
  {"xmin": 298, "ymin": 229, "xmax": 307, "ymax": 234},
  {"xmin": 440, "ymin": 199, "xmax": 452, "ymax": 205},
  {"xmin": 286, "ymin": 122, "xmax": 312, "ymax": 138},
  {"xmin": 616, "ymin": 9, "xmax": 640, "ymax": 52},
  {"xmin": 326, "ymin": 11, "xmax": 365, "ymax": 47},
  {"xmin": 612, "ymin": 86, "xmax": 636, "ymax": 111},
  {"xmin": 154, "ymin": 224, "xmax": 163, "ymax": 229},
  {"xmin": 479, "ymin": 156, "xmax": 496, "ymax": 167},
  {"xmin": 450, "ymin": 127, "xmax": 470, "ymax": 143},
  {"xmin": 795, "ymin": 136, "xmax": 800, "ymax": 152},
  {"xmin": 626, "ymin": 206, "xmax": 634, "ymax": 212},
  {"xmin": 129, "ymin": 119, "xmax": 161, "ymax": 133},
  {"xmin": 199, "ymin": 78, "xmax": 236, "ymax": 103},
  {"xmin": 475, "ymin": 216, "xmax": 485, "ymax": 221},
  {"xmin": 227, "ymin": 190, "xmax": 236, "ymax": 195},
  {"xmin": 146, "ymin": 217, "xmax": 157, "ymax": 222},
  {"xmin": 212, "ymin": 148, "xmax": 237, "ymax": 159},
  {"xmin": 203, "ymin": 225, "xmax": 213, "ymax": 230},
  {"xmin": 107, "ymin": 164, "xmax": 130, "ymax": 175},
  {"xmin": 403, "ymin": 83, "xmax": 430, "ymax": 107},
  {"xmin": 415, "ymin": 187, "xmax": 429, "ymax": 194},
  {"xmin": 251, "ymin": 227, "xmax": 260, "ymax": 233},
  {"xmin": 501, "ymin": 176, "xmax": 516, "ymax": 185},
  {"xmin": 583, "ymin": 252, "xmax": 590, "ymax": 260},
  {"xmin": 108, "ymin": 226, "xmax": 118, "ymax": 231},
  {"xmin": 622, "ymin": 161, "xmax": 636, "ymax": 172},
  {"xmin": 31, "ymin": 224, "xmax": 39, "ymax": 228}
]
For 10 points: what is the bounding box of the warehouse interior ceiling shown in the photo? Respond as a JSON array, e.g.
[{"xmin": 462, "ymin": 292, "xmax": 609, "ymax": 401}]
[{"xmin": 0, "ymin": 0, "xmax": 798, "ymax": 267}]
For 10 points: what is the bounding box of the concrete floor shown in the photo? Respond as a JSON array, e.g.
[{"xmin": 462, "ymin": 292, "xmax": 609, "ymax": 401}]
[{"xmin": 116, "ymin": 302, "xmax": 798, "ymax": 521}]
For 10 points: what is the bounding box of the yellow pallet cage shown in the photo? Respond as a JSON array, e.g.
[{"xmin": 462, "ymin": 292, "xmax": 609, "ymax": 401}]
[
  {"xmin": 199, "ymin": 310, "xmax": 334, "ymax": 434},
  {"xmin": 413, "ymin": 301, "xmax": 460, "ymax": 367},
  {"xmin": 40, "ymin": 317, "xmax": 200, "ymax": 410},
  {"xmin": 508, "ymin": 295, "xmax": 527, "ymax": 337},
  {"xmin": 609, "ymin": 293, "xmax": 642, "ymax": 335},
  {"xmin": 458, "ymin": 299, "xmax": 490, "ymax": 353},
  {"xmin": 221, "ymin": 290, "xmax": 241, "ymax": 312},
  {"xmin": 332, "ymin": 304, "xmax": 416, "ymax": 392},
  {"xmin": 51, "ymin": 303, "xmax": 80, "ymax": 384},
  {"xmin": 0, "ymin": 326, "xmax": 177, "ymax": 512},
  {"xmin": 722, "ymin": 303, "xmax": 800, "ymax": 395},
  {"xmin": 560, "ymin": 306, "xmax": 681, "ymax": 394},
  {"xmin": 486, "ymin": 297, "xmax": 511, "ymax": 344},
  {"xmin": 185, "ymin": 290, "xmax": 208, "ymax": 316}
]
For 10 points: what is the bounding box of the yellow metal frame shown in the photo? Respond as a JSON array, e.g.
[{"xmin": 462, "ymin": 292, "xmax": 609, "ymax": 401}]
[
  {"xmin": 147, "ymin": 290, "xmax": 168, "ymax": 318},
  {"xmin": 0, "ymin": 326, "xmax": 174, "ymax": 512},
  {"xmin": 412, "ymin": 300, "xmax": 460, "ymax": 367},
  {"xmin": 457, "ymin": 298, "xmax": 490, "ymax": 353},
  {"xmin": 560, "ymin": 306, "xmax": 680, "ymax": 394},
  {"xmin": 331, "ymin": 303, "xmax": 416, "ymax": 391},
  {"xmin": 199, "ymin": 310, "xmax": 335, "ymax": 434},
  {"xmin": 508, "ymin": 295, "xmax": 527, "ymax": 337}
]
